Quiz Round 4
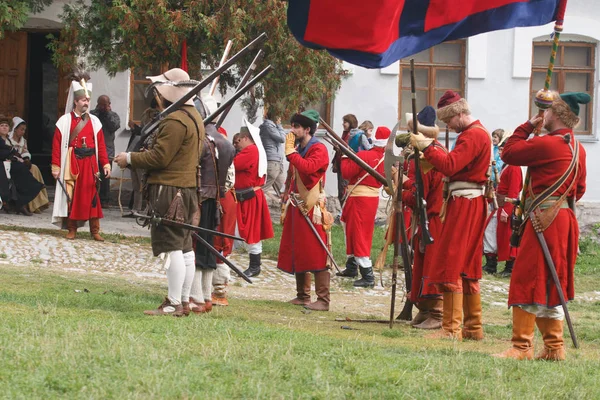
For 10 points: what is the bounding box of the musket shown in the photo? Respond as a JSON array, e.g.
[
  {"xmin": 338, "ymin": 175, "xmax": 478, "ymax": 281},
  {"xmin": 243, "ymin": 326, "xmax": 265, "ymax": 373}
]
[
  {"xmin": 56, "ymin": 178, "xmax": 71, "ymax": 204},
  {"xmin": 318, "ymin": 118, "xmax": 389, "ymax": 188},
  {"xmin": 409, "ymin": 59, "xmax": 433, "ymax": 247},
  {"xmin": 512, "ymin": 1, "xmax": 567, "ymax": 244},
  {"xmin": 204, "ymin": 65, "xmax": 272, "ymax": 125},
  {"xmin": 139, "ymin": 33, "xmax": 267, "ymax": 143},
  {"xmin": 290, "ymin": 195, "xmax": 342, "ymax": 274},
  {"xmin": 209, "ymin": 40, "xmax": 234, "ymax": 97},
  {"xmin": 215, "ymin": 50, "xmax": 264, "ymax": 129},
  {"xmin": 529, "ymin": 211, "xmax": 578, "ymax": 348},
  {"xmin": 191, "ymin": 233, "xmax": 252, "ymax": 284},
  {"xmin": 384, "ymin": 123, "xmax": 414, "ymax": 324},
  {"xmin": 132, "ymin": 213, "xmax": 245, "ymax": 241},
  {"xmin": 335, "ymin": 317, "xmax": 390, "ymax": 324}
]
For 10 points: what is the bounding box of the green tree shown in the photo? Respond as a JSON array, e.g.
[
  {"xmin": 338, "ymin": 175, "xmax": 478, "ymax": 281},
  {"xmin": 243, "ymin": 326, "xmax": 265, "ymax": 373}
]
[
  {"xmin": 0, "ymin": 0, "xmax": 52, "ymax": 38},
  {"xmin": 52, "ymin": 0, "xmax": 343, "ymax": 119}
]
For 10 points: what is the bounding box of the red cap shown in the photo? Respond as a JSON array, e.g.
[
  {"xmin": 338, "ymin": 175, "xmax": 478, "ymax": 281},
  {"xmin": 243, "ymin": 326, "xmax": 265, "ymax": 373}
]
[
  {"xmin": 375, "ymin": 126, "xmax": 391, "ymax": 140},
  {"xmin": 437, "ymin": 90, "xmax": 462, "ymax": 109}
]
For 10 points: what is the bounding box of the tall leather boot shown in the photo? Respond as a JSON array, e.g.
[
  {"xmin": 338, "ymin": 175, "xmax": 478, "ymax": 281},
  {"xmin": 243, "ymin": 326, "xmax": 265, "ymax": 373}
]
[
  {"xmin": 499, "ymin": 259, "xmax": 514, "ymax": 278},
  {"xmin": 427, "ymin": 292, "xmax": 462, "ymax": 340},
  {"xmin": 305, "ymin": 270, "xmax": 330, "ymax": 311},
  {"xmin": 535, "ymin": 317, "xmax": 566, "ymax": 361},
  {"xmin": 289, "ymin": 272, "xmax": 312, "ymax": 306},
  {"xmin": 66, "ymin": 218, "xmax": 78, "ymax": 240},
  {"xmin": 462, "ymin": 293, "xmax": 484, "ymax": 340},
  {"xmin": 482, "ymin": 254, "xmax": 498, "ymax": 274},
  {"xmin": 243, "ymin": 253, "xmax": 261, "ymax": 277},
  {"xmin": 89, "ymin": 218, "xmax": 104, "ymax": 242},
  {"xmin": 353, "ymin": 266, "xmax": 375, "ymax": 288},
  {"xmin": 409, "ymin": 301, "xmax": 431, "ymax": 326},
  {"xmin": 336, "ymin": 256, "xmax": 358, "ymax": 278},
  {"xmin": 492, "ymin": 306, "xmax": 536, "ymax": 360},
  {"xmin": 414, "ymin": 298, "xmax": 443, "ymax": 330}
]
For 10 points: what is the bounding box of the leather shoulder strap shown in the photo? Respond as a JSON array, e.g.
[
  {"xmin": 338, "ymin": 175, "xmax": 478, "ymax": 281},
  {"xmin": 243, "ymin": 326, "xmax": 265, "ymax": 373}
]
[{"xmin": 68, "ymin": 114, "xmax": 89, "ymax": 145}]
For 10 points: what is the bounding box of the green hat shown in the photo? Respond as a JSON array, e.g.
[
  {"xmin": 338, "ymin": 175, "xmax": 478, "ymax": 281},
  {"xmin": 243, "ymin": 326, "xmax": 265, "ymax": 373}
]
[
  {"xmin": 290, "ymin": 109, "xmax": 320, "ymax": 129},
  {"xmin": 559, "ymin": 92, "xmax": 591, "ymax": 116}
]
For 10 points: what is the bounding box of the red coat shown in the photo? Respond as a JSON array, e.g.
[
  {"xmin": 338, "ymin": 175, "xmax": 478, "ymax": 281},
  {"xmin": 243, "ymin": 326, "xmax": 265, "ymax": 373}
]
[
  {"xmin": 213, "ymin": 189, "xmax": 236, "ymax": 258},
  {"xmin": 494, "ymin": 164, "xmax": 523, "ymax": 261},
  {"xmin": 51, "ymin": 113, "xmax": 109, "ymax": 221},
  {"xmin": 340, "ymin": 147, "xmax": 384, "ymax": 257},
  {"xmin": 234, "ymin": 144, "xmax": 273, "ymax": 244},
  {"xmin": 502, "ymin": 122, "xmax": 586, "ymax": 307},
  {"xmin": 402, "ymin": 148, "xmax": 445, "ymax": 302},
  {"xmin": 278, "ymin": 140, "xmax": 329, "ymax": 274},
  {"xmin": 422, "ymin": 121, "xmax": 491, "ymax": 284}
]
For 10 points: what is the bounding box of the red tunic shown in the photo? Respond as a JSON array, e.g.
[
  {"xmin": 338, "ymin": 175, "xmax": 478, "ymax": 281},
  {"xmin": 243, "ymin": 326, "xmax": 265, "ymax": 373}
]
[
  {"xmin": 213, "ymin": 189, "xmax": 236, "ymax": 258},
  {"xmin": 402, "ymin": 148, "xmax": 445, "ymax": 302},
  {"xmin": 422, "ymin": 121, "xmax": 491, "ymax": 286},
  {"xmin": 234, "ymin": 144, "xmax": 273, "ymax": 244},
  {"xmin": 494, "ymin": 165, "xmax": 523, "ymax": 261},
  {"xmin": 502, "ymin": 122, "xmax": 586, "ymax": 308},
  {"xmin": 51, "ymin": 113, "xmax": 109, "ymax": 221},
  {"xmin": 278, "ymin": 141, "xmax": 330, "ymax": 274},
  {"xmin": 340, "ymin": 147, "xmax": 384, "ymax": 257}
]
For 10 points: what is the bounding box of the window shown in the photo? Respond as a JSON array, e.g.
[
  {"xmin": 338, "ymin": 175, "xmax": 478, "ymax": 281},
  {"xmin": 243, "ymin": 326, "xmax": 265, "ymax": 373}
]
[
  {"xmin": 398, "ymin": 40, "xmax": 466, "ymax": 128},
  {"xmin": 531, "ymin": 41, "xmax": 595, "ymax": 135},
  {"xmin": 129, "ymin": 67, "xmax": 164, "ymax": 124}
]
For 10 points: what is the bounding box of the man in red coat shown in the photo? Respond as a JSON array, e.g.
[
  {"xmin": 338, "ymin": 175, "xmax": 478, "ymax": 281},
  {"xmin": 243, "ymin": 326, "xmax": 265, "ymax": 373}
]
[
  {"xmin": 51, "ymin": 79, "xmax": 111, "ymax": 241},
  {"xmin": 233, "ymin": 129, "xmax": 274, "ymax": 277},
  {"xmin": 411, "ymin": 91, "xmax": 491, "ymax": 340},
  {"xmin": 278, "ymin": 110, "xmax": 331, "ymax": 311},
  {"xmin": 400, "ymin": 106, "xmax": 445, "ymax": 330},
  {"xmin": 493, "ymin": 92, "xmax": 587, "ymax": 361},
  {"xmin": 482, "ymin": 139, "xmax": 523, "ymax": 277},
  {"xmin": 339, "ymin": 126, "xmax": 388, "ymax": 288}
]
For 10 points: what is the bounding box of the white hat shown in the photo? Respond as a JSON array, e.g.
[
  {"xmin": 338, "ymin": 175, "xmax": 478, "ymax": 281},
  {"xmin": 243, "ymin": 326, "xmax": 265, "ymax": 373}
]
[
  {"xmin": 65, "ymin": 80, "xmax": 93, "ymax": 114},
  {"xmin": 146, "ymin": 68, "xmax": 197, "ymax": 106}
]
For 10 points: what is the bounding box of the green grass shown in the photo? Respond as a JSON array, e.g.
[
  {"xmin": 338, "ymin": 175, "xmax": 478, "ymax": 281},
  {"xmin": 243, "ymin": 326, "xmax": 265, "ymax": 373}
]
[{"xmin": 1, "ymin": 265, "xmax": 600, "ymax": 399}]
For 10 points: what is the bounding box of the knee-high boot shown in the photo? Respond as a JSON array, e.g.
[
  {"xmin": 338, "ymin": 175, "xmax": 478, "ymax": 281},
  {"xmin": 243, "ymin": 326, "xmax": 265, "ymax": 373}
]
[
  {"xmin": 492, "ymin": 307, "xmax": 535, "ymax": 360},
  {"xmin": 289, "ymin": 272, "xmax": 312, "ymax": 305},
  {"xmin": 427, "ymin": 292, "xmax": 462, "ymax": 340},
  {"xmin": 535, "ymin": 317, "xmax": 566, "ymax": 361},
  {"xmin": 305, "ymin": 270, "xmax": 330, "ymax": 311},
  {"xmin": 66, "ymin": 218, "xmax": 78, "ymax": 240},
  {"xmin": 89, "ymin": 218, "xmax": 104, "ymax": 242},
  {"xmin": 462, "ymin": 293, "xmax": 484, "ymax": 340}
]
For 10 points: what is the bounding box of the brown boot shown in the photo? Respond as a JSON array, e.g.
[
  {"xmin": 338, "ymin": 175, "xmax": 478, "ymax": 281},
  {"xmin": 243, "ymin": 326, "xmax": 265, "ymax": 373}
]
[
  {"xmin": 414, "ymin": 298, "xmax": 443, "ymax": 330},
  {"xmin": 289, "ymin": 272, "xmax": 312, "ymax": 305},
  {"xmin": 89, "ymin": 218, "xmax": 104, "ymax": 242},
  {"xmin": 66, "ymin": 218, "xmax": 78, "ymax": 240},
  {"xmin": 204, "ymin": 300, "xmax": 213, "ymax": 313},
  {"xmin": 535, "ymin": 317, "xmax": 566, "ymax": 361},
  {"xmin": 427, "ymin": 292, "xmax": 462, "ymax": 340},
  {"xmin": 188, "ymin": 297, "xmax": 208, "ymax": 315},
  {"xmin": 305, "ymin": 270, "xmax": 330, "ymax": 311},
  {"xmin": 212, "ymin": 293, "xmax": 229, "ymax": 307},
  {"xmin": 492, "ymin": 306, "xmax": 536, "ymax": 360},
  {"xmin": 462, "ymin": 293, "xmax": 484, "ymax": 340},
  {"xmin": 182, "ymin": 301, "xmax": 191, "ymax": 316},
  {"xmin": 409, "ymin": 301, "xmax": 431, "ymax": 326},
  {"xmin": 143, "ymin": 297, "xmax": 184, "ymax": 317}
]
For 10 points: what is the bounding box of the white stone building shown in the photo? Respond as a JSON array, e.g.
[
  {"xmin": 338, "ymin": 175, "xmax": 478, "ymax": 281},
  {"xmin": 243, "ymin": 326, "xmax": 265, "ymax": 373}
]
[{"xmin": 2, "ymin": 0, "xmax": 598, "ymax": 221}]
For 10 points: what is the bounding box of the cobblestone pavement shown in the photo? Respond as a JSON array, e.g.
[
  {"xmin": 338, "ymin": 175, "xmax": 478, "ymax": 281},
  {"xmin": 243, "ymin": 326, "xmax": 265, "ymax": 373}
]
[{"xmin": 2, "ymin": 214, "xmax": 598, "ymax": 316}]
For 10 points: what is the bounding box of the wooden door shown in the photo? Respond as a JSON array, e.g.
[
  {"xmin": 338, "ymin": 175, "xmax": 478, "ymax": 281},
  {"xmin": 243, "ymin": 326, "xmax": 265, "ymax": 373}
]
[
  {"xmin": 0, "ymin": 31, "xmax": 27, "ymax": 118},
  {"xmin": 57, "ymin": 67, "xmax": 70, "ymax": 116}
]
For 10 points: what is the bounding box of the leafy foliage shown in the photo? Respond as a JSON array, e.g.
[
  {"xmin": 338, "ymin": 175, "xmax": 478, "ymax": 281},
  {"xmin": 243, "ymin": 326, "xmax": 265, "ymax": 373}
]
[
  {"xmin": 0, "ymin": 0, "xmax": 52, "ymax": 38},
  {"xmin": 51, "ymin": 0, "xmax": 344, "ymax": 118}
]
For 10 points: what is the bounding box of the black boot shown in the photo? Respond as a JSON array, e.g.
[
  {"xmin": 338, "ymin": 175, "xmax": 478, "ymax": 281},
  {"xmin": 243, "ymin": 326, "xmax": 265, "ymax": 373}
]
[
  {"xmin": 336, "ymin": 256, "xmax": 359, "ymax": 278},
  {"xmin": 482, "ymin": 254, "xmax": 498, "ymax": 274},
  {"xmin": 244, "ymin": 253, "xmax": 261, "ymax": 277},
  {"xmin": 353, "ymin": 266, "xmax": 375, "ymax": 288},
  {"xmin": 500, "ymin": 259, "xmax": 514, "ymax": 278}
]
